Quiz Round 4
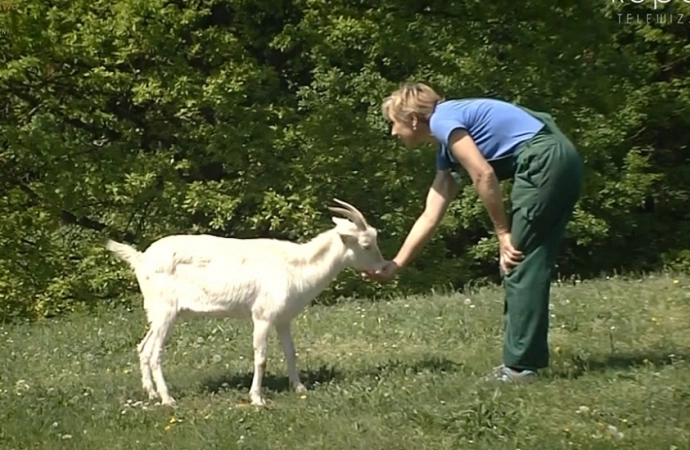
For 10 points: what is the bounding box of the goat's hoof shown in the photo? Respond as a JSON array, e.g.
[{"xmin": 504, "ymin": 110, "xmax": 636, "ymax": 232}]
[
  {"xmin": 250, "ymin": 395, "xmax": 266, "ymax": 407},
  {"xmin": 160, "ymin": 397, "xmax": 177, "ymax": 407},
  {"xmin": 295, "ymin": 384, "xmax": 308, "ymax": 394},
  {"xmin": 146, "ymin": 391, "xmax": 158, "ymax": 400}
]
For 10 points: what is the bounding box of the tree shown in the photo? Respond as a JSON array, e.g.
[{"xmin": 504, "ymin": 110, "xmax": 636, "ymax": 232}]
[{"xmin": 1, "ymin": 0, "xmax": 689, "ymax": 321}]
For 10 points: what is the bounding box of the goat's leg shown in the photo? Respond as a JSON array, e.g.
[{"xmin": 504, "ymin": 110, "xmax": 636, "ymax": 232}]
[
  {"xmin": 275, "ymin": 322, "xmax": 307, "ymax": 394},
  {"xmin": 148, "ymin": 313, "xmax": 177, "ymax": 406},
  {"xmin": 249, "ymin": 319, "xmax": 271, "ymax": 406},
  {"xmin": 137, "ymin": 327, "xmax": 157, "ymax": 400}
]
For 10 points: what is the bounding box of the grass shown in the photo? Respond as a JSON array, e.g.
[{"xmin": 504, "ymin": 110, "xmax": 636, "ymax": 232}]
[{"xmin": 1, "ymin": 273, "xmax": 690, "ymax": 449}]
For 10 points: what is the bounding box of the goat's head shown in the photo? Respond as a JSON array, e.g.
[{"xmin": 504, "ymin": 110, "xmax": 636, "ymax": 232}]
[{"xmin": 328, "ymin": 198, "xmax": 386, "ymax": 272}]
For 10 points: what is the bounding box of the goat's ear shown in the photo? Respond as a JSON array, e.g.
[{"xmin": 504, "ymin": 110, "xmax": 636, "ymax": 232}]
[
  {"xmin": 332, "ymin": 217, "xmax": 358, "ymax": 244},
  {"xmin": 337, "ymin": 232, "xmax": 357, "ymax": 245},
  {"xmin": 331, "ymin": 217, "xmax": 355, "ymax": 229}
]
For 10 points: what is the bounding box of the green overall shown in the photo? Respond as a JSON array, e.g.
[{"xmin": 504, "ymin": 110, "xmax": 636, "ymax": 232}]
[{"xmin": 487, "ymin": 108, "xmax": 584, "ymax": 371}]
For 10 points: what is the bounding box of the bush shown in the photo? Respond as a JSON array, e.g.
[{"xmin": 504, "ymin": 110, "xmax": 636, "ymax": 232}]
[{"xmin": 1, "ymin": 0, "xmax": 689, "ymax": 320}]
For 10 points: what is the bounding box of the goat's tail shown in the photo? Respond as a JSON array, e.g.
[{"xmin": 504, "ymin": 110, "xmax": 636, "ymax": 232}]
[{"xmin": 105, "ymin": 239, "xmax": 143, "ymax": 269}]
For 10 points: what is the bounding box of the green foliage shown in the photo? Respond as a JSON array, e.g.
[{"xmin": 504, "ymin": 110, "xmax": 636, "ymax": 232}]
[{"xmin": 1, "ymin": 0, "xmax": 690, "ymax": 320}]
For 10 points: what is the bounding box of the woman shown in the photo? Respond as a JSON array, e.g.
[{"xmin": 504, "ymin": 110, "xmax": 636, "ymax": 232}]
[{"xmin": 364, "ymin": 81, "xmax": 584, "ymax": 383}]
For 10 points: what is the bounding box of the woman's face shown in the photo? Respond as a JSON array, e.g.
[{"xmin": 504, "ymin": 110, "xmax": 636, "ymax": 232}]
[{"xmin": 389, "ymin": 115, "xmax": 430, "ymax": 148}]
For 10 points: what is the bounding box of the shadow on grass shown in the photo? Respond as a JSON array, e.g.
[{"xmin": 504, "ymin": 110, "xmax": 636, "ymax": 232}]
[
  {"xmin": 198, "ymin": 363, "xmax": 343, "ymax": 395},
  {"xmin": 366, "ymin": 355, "xmax": 463, "ymax": 378},
  {"xmin": 196, "ymin": 356, "xmax": 462, "ymax": 396},
  {"xmin": 549, "ymin": 349, "xmax": 690, "ymax": 379}
]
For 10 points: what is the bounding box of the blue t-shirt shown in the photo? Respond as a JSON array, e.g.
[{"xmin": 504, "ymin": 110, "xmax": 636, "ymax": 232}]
[{"xmin": 430, "ymin": 99, "xmax": 544, "ymax": 172}]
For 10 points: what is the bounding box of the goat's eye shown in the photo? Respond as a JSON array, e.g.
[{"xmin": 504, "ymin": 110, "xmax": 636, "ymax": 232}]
[{"xmin": 362, "ymin": 244, "xmax": 371, "ymax": 250}]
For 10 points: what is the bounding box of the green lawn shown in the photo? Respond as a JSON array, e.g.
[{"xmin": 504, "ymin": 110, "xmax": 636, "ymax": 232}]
[{"xmin": 1, "ymin": 273, "xmax": 689, "ymax": 449}]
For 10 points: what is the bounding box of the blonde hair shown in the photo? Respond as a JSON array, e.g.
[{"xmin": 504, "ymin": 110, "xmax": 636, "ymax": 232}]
[{"xmin": 381, "ymin": 81, "xmax": 444, "ymax": 124}]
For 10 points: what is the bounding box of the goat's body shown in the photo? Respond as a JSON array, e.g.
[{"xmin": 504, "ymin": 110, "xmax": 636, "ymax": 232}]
[
  {"xmin": 106, "ymin": 229, "xmax": 355, "ymax": 406},
  {"xmin": 126, "ymin": 233, "xmax": 346, "ymax": 320}
]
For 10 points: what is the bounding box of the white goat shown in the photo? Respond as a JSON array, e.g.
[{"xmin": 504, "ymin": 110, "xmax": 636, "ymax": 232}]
[{"xmin": 105, "ymin": 199, "xmax": 385, "ymax": 406}]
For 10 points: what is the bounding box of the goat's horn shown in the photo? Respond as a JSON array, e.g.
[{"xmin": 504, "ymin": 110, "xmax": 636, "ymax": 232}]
[
  {"xmin": 329, "ymin": 199, "xmax": 368, "ymax": 230},
  {"xmin": 332, "ymin": 198, "xmax": 358, "ymax": 211},
  {"xmin": 327, "ymin": 207, "xmax": 362, "ymax": 228},
  {"xmin": 332, "ymin": 198, "xmax": 369, "ymax": 227}
]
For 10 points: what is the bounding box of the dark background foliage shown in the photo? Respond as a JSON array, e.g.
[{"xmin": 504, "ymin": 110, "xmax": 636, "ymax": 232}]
[{"xmin": 1, "ymin": 0, "xmax": 689, "ymax": 320}]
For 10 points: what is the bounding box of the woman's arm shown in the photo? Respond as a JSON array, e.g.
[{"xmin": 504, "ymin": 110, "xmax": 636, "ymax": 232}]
[
  {"xmin": 392, "ymin": 170, "xmax": 459, "ymax": 268},
  {"xmin": 446, "ymin": 129, "xmax": 510, "ymax": 236}
]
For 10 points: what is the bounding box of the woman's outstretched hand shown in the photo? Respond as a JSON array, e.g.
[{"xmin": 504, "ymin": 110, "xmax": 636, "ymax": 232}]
[{"xmin": 361, "ymin": 260, "xmax": 400, "ymax": 283}]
